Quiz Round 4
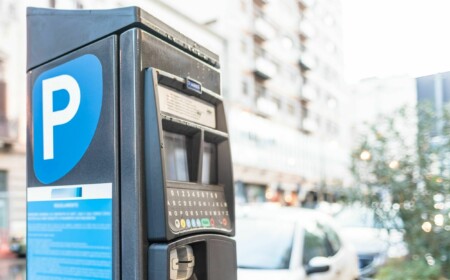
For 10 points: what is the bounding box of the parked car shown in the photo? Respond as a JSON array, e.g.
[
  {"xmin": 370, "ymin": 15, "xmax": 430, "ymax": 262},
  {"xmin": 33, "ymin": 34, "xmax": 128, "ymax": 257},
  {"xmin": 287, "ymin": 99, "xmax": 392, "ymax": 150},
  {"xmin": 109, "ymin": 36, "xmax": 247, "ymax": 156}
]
[
  {"xmin": 236, "ymin": 205, "xmax": 359, "ymax": 280},
  {"xmin": 334, "ymin": 205, "xmax": 408, "ymax": 278},
  {"xmin": 10, "ymin": 236, "xmax": 26, "ymax": 257}
]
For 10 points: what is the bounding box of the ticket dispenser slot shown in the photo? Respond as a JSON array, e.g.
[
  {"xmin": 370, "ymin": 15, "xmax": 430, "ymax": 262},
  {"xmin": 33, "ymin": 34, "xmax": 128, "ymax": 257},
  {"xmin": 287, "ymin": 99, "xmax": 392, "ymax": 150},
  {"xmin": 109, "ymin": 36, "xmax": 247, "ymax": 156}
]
[
  {"xmin": 149, "ymin": 235, "xmax": 236, "ymax": 280},
  {"xmin": 169, "ymin": 245, "xmax": 195, "ymax": 280}
]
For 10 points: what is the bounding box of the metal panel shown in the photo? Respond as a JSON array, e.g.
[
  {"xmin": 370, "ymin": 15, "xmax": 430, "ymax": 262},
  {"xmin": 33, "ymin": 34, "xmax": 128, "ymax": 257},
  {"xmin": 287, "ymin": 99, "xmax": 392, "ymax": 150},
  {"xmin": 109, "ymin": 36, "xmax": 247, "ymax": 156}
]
[
  {"xmin": 27, "ymin": 35, "xmax": 120, "ymax": 280},
  {"xmin": 27, "ymin": 7, "xmax": 219, "ymax": 71},
  {"xmin": 119, "ymin": 28, "xmax": 147, "ymax": 280}
]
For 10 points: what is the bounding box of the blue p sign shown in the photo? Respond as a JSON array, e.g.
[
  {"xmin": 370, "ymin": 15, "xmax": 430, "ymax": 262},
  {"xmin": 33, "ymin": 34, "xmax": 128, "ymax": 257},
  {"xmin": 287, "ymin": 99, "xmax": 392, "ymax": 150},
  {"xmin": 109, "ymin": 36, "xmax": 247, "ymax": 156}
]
[{"xmin": 33, "ymin": 54, "xmax": 103, "ymax": 184}]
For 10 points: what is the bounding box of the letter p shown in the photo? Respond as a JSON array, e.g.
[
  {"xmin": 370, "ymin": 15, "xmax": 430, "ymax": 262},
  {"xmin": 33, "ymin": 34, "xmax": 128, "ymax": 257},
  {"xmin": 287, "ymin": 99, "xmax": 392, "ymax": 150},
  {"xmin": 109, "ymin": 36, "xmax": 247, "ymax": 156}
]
[{"xmin": 42, "ymin": 75, "xmax": 80, "ymax": 160}]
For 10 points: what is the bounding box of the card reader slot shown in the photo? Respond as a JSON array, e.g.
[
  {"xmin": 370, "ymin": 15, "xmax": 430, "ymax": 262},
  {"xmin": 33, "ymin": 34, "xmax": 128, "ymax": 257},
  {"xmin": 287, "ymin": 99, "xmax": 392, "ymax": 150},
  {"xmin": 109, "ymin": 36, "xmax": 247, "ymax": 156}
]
[
  {"xmin": 156, "ymin": 70, "xmax": 223, "ymax": 105},
  {"xmin": 161, "ymin": 114, "xmax": 228, "ymax": 141},
  {"xmin": 162, "ymin": 118, "xmax": 201, "ymax": 136},
  {"xmin": 165, "ymin": 181, "xmax": 224, "ymax": 192},
  {"xmin": 203, "ymin": 130, "xmax": 227, "ymax": 144}
]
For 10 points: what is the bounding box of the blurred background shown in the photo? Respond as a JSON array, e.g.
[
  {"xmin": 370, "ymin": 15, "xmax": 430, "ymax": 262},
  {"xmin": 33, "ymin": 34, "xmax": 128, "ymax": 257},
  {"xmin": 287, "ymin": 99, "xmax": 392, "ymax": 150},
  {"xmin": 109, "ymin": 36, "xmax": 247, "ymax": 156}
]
[{"xmin": 1, "ymin": 0, "xmax": 450, "ymax": 279}]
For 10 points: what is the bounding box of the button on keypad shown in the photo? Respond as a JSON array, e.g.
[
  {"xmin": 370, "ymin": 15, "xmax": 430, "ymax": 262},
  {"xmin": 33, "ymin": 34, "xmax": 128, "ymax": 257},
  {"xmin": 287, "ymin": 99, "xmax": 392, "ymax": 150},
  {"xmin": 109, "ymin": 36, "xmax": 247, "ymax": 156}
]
[{"xmin": 167, "ymin": 187, "xmax": 231, "ymax": 233}]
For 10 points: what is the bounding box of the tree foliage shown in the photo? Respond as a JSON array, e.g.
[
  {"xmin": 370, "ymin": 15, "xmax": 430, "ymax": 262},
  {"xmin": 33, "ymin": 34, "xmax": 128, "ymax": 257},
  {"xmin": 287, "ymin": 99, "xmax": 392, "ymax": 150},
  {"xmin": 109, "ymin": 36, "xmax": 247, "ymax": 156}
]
[
  {"xmin": 376, "ymin": 259, "xmax": 442, "ymax": 280},
  {"xmin": 351, "ymin": 104, "xmax": 450, "ymax": 278}
]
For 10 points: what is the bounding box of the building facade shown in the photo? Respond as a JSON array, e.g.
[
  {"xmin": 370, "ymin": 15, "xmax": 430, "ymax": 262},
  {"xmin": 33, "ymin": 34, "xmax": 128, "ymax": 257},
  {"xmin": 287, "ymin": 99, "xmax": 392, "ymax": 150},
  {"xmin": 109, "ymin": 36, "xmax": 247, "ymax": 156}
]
[
  {"xmin": 349, "ymin": 75, "xmax": 417, "ymax": 127},
  {"xmin": 417, "ymin": 71, "xmax": 450, "ymax": 138},
  {"xmin": 191, "ymin": 0, "xmax": 349, "ymax": 204},
  {"xmin": 348, "ymin": 75, "xmax": 418, "ymax": 185},
  {"xmin": 0, "ymin": 0, "xmax": 27, "ymax": 250}
]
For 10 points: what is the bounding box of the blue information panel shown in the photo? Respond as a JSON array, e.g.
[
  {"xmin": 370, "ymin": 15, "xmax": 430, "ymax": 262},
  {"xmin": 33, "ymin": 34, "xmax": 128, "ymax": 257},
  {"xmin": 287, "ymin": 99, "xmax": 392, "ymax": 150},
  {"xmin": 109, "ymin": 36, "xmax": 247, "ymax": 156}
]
[{"xmin": 27, "ymin": 183, "xmax": 112, "ymax": 280}]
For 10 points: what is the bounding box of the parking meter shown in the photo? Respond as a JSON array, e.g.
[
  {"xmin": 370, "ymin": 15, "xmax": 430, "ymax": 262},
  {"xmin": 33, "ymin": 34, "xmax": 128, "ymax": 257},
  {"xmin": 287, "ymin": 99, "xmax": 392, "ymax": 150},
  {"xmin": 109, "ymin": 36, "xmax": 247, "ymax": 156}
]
[{"xmin": 26, "ymin": 7, "xmax": 236, "ymax": 280}]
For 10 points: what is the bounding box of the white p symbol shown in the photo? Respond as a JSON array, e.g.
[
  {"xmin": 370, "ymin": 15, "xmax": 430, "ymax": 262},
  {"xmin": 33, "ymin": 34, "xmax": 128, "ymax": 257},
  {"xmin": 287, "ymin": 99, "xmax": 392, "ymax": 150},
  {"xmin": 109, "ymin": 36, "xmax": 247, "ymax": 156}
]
[{"xmin": 42, "ymin": 74, "xmax": 81, "ymax": 160}]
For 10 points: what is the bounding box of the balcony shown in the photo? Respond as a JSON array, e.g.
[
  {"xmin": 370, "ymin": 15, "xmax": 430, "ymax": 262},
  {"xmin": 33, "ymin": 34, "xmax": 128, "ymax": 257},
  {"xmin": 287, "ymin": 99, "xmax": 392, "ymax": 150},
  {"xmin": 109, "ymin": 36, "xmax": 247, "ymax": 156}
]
[
  {"xmin": 301, "ymin": 117, "xmax": 317, "ymax": 133},
  {"xmin": 253, "ymin": 17, "xmax": 276, "ymax": 43},
  {"xmin": 0, "ymin": 119, "xmax": 18, "ymax": 143},
  {"xmin": 298, "ymin": 0, "xmax": 315, "ymax": 10},
  {"xmin": 253, "ymin": 0, "xmax": 268, "ymax": 8},
  {"xmin": 256, "ymin": 97, "xmax": 279, "ymax": 117},
  {"xmin": 299, "ymin": 53, "xmax": 316, "ymax": 72},
  {"xmin": 254, "ymin": 56, "xmax": 277, "ymax": 80},
  {"xmin": 301, "ymin": 84, "xmax": 317, "ymax": 101},
  {"xmin": 299, "ymin": 21, "xmax": 315, "ymax": 41}
]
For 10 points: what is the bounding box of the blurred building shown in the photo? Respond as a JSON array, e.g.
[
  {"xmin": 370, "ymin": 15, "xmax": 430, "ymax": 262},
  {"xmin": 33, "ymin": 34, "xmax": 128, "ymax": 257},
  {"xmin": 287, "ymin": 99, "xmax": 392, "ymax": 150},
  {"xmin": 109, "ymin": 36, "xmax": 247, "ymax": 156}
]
[
  {"xmin": 348, "ymin": 76, "xmax": 417, "ymax": 179},
  {"xmin": 0, "ymin": 0, "xmax": 27, "ymax": 248},
  {"xmin": 176, "ymin": 0, "xmax": 349, "ymax": 205},
  {"xmin": 416, "ymin": 71, "xmax": 450, "ymax": 138},
  {"xmin": 349, "ymin": 75, "xmax": 417, "ymax": 127}
]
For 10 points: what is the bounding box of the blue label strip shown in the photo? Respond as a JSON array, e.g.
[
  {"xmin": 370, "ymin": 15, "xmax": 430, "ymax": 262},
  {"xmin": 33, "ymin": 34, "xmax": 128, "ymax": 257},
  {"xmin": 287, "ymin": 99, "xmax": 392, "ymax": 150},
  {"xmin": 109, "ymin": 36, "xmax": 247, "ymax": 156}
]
[{"xmin": 51, "ymin": 187, "xmax": 83, "ymax": 198}]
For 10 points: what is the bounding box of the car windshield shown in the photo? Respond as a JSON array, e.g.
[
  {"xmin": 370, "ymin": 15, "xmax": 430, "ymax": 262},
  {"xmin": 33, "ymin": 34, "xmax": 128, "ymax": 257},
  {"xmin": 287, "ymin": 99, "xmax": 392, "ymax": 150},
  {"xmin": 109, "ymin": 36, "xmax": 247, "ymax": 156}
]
[
  {"xmin": 335, "ymin": 207, "xmax": 382, "ymax": 228},
  {"xmin": 236, "ymin": 218, "xmax": 294, "ymax": 269}
]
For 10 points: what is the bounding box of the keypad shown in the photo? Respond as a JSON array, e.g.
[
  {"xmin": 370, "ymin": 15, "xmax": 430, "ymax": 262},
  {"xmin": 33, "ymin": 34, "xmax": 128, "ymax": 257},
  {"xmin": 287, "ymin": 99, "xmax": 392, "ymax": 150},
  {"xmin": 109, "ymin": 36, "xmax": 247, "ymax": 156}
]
[{"xmin": 166, "ymin": 187, "xmax": 231, "ymax": 233}]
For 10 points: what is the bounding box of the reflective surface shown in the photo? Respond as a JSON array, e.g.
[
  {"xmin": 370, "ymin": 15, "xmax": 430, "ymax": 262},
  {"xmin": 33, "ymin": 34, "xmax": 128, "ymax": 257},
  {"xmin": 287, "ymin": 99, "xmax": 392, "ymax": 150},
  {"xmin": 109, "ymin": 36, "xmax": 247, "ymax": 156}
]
[
  {"xmin": 0, "ymin": 258, "xmax": 26, "ymax": 280},
  {"xmin": 236, "ymin": 218, "xmax": 294, "ymax": 269}
]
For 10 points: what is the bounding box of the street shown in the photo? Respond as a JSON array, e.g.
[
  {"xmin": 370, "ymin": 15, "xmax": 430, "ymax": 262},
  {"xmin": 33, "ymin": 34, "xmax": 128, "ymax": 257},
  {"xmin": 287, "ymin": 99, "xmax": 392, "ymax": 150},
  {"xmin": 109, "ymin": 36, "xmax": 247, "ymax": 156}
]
[{"xmin": 0, "ymin": 258, "xmax": 26, "ymax": 280}]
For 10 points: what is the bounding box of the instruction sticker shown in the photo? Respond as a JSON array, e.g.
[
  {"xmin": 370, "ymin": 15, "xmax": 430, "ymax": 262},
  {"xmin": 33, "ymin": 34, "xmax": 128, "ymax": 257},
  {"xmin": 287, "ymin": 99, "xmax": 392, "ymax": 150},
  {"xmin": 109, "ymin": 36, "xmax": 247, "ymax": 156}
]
[
  {"xmin": 158, "ymin": 85, "xmax": 216, "ymax": 128},
  {"xmin": 27, "ymin": 183, "xmax": 112, "ymax": 280}
]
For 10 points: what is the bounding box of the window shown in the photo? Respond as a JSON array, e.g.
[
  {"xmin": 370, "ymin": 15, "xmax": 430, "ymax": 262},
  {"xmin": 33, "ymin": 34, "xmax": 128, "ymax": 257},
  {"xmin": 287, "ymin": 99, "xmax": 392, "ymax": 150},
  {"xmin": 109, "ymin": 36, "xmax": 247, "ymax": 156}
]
[
  {"xmin": 287, "ymin": 103, "xmax": 295, "ymax": 115},
  {"xmin": 0, "ymin": 170, "xmax": 7, "ymax": 230},
  {"xmin": 327, "ymin": 97, "xmax": 337, "ymax": 109},
  {"xmin": 0, "ymin": 58, "xmax": 4, "ymax": 79},
  {"xmin": 271, "ymin": 97, "xmax": 281, "ymax": 110},
  {"xmin": 320, "ymin": 223, "xmax": 342, "ymax": 256},
  {"xmin": 301, "ymin": 105, "xmax": 309, "ymax": 119},
  {"xmin": 237, "ymin": 218, "xmax": 294, "ymax": 269},
  {"xmin": 302, "ymin": 224, "xmax": 328, "ymax": 265},
  {"xmin": 0, "ymin": 58, "xmax": 6, "ymax": 120},
  {"xmin": 240, "ymin": 0, "xmax": 246, "ymax": 12},
  {"xmin": 281, "ymin": 36, "xmax": 294, "ymax": 50},
  {"xmin": 242, "ymin": 80, "xmax": 248, "ymax": 96},
  {"xmin": 324, "ymin": 16, "xmax": 335, "ymax": 26},
  {"xmin": 315, "ymin": 116, "xmax": 321, "ymax": 127},
  {"xmin": 241, "ymin": 39, "xmax": 247, "ymax": 54},
  {"xmin": 255, "ymin": 84, "xmax": 265, "ymax": 98},
  {"xmin": 0, "ymin": 79, "xmax": 6, "ymax": 120},
  {"xmin": 0, "ymin": 170, "xmax": 6, "ymax": 192}
]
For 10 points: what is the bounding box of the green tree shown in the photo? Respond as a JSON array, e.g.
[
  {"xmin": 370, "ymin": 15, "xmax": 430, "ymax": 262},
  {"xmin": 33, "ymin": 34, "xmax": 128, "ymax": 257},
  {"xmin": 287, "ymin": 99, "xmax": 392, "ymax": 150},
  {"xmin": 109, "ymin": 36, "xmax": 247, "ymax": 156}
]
[{"xmin": 350, "ymin": 104, "xmax": 450, "ymax": 278}]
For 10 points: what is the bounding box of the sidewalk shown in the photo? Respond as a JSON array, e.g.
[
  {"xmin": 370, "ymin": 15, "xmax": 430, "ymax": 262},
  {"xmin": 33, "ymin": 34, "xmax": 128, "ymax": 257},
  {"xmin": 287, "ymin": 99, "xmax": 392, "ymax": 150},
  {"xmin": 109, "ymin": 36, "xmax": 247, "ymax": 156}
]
[{"xmin": 0, "ymin": 256, "xmax": 26, "ymax": 280}]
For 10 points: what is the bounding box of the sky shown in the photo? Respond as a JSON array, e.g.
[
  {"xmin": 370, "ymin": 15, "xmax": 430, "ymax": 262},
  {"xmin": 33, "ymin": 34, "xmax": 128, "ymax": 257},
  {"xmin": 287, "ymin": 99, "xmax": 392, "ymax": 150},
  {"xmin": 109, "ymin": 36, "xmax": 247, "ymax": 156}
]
[
  {"xmin": 342, "ymin": 0, "xmax": 450, "ymax": 82},
  {"xmin": 164, "ymin": 0, "xmax": 450, "ymax": 83}
]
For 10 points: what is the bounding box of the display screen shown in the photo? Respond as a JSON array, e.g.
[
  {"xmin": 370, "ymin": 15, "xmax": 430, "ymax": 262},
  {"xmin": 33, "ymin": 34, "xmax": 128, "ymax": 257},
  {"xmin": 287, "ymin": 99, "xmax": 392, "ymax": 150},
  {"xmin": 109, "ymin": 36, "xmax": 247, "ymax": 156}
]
[
  {"xmin": 202, "ymin": 142, "xmax": 217, "ymax": 184},
  {"xmin": 163, "ymin": 132, "xmax": 189, "ymax": 181}
]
